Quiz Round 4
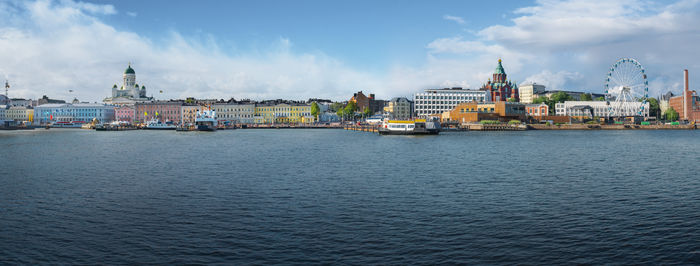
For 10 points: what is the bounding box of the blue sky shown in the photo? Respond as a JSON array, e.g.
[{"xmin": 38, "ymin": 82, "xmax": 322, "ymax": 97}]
[{"xmin": 0, "ymin": 0, "xmax": 699, "ymax": 102}]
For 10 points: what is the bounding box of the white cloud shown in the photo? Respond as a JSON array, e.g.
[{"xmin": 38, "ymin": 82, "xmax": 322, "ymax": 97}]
[
  {"xmin": 443, "ymin": 15, "xmax": 466, "ymax": 25},
  {"xmin": 126, "ymin": 11, "xmax": 137, "ymax": 17},
  {"xmin": 426, "ymin": 0, "xmax": 700, "ymax": 97},
  {"xmin": 0, "ymin": 0, "xmax": 382, "ymax": 102}
]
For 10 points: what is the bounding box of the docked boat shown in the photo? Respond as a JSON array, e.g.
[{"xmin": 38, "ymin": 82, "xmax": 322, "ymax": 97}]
[
  {"xmin": 195, "ymin": 109, "xmax": 217, "ymax": 131},
  {"xmin": 144, "ymin": 119, "xmax": 176, "ymax": 130},
  {"xmin": 378, "ymin": 118, "xmax": 440, "ymax": 135}
]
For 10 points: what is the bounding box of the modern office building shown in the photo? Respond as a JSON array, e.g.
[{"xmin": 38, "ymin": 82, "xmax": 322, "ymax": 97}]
[
  {"xmin": 414, "ymin": 88, "xmax": 488, "ymax": 117},
  {"xmin": 519, "ymin": 83, "xmax": 546, "ymax": 104}
]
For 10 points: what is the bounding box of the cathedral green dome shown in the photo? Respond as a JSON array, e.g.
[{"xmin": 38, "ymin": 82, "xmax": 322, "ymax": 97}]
[
  {"xmin": 494, "ymin": 59, "xmax": 505, "ymax": 74},
  {"xmin": 125, "ymin": 64, "xmax": 135, "ymax": 74}
]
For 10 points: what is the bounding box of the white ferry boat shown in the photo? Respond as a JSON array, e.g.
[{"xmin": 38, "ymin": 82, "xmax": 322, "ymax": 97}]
[
  {"xmin": 378, "ymin": 118, "xmax": 440, "ymax": 135},
  {"xmin": 144, "ymin": 119, "xmax": 176, "ymax": 130},
  {"xmin": 195, "ymin": 109, "xmax": 217, "ymax": 131}
]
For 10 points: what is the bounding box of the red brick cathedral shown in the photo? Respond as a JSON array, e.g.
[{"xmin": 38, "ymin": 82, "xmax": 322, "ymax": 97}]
[{"xmin": 480, "ymin": 59, "xmax": 519, "ymax": 102}]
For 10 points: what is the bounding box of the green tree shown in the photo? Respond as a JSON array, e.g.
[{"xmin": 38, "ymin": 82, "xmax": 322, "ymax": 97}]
[
  {"xmin": 336, "ymin": 108, "xmax": 344, "ymax": 121},
  {"xmin": 310, "ymin": 102, "xmax": 320, "ymax": 120},
  {"xmin": 330, "ymin": 102, "xmax": 344, "ymax": 112},
  {"xmin": 344, "ymin": 101, "xmax": 357, "ymax": 120},
  {"xmin": 363, "ymin": 107, "xmax": 372, "ymax": 118},
  {"xmin": 507, "ymin": 97, "xmax": 517, "ymax": 102},
  {"xmin": 595, "ymin": 96, "xmax": 606, "ymax": 101},
  {"xmin": 665, "ymin": 107, "xmax": 679, "ymax": 121},
  {"xmin": 580, "ymin": 93, "xmax": 593, "ymax": 101},
  {"xmin": 551, "ymin": 91, "xmax": 573, "ymax": 103},
  {"xmin": 532, "ymin": 96, "xmax": 547, "ymax": 104},
  {"xmin": 646, "ymin": 97, "xmax": 660, "ymax": 118}
]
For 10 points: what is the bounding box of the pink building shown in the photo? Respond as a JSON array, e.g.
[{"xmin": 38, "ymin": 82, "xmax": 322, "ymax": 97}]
[
  {"xmin": 115, "ymin": 105, "xmax": 135, "ymax": 123},
  {"xmin": 134, "ymin": 101, "xmax": 183, "ymax": 124}
]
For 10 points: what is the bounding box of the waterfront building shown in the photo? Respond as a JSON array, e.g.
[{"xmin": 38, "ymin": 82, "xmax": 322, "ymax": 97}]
[
  {"xmin": 33, "ymin": 103, "xmax": 115, "ymax": 125},
  {"xmin": 668, "ymin": 70, "xmax": 700, "ymax": 122},
  {"xmin": 6, "ymin": 106, "xmax": 34, "ymax": 124},
  {"xmin": 350, "ymin": 91, "xmax": 385, "ymax": 114},
  {"xmin": 446, "ymin": 101, "xmax": 526, "ymax": 123},
  {"xmin": 181, "ymin": 105, "xmax": 202, "ymax": 126},
  {"xmin": 134, "ymin": 101, "xmax": 183, "ymax": 124},
  {"xmin": 103, "ymin": 64, "xmax": 154, "ymax": 105},
  {"xmin": 383, "ymin": 97, "xmax": 413, "ymax": 120},
  {"xmin": 414, "ymin": 88, "xmax": 487, "ymax": 117},
  {"xmin": 555, "ymin": 101, "xmax": 649, "ymax": 118},
  {"xmin": 253, "ymin": 101, "xmax": 314, "ymax": 124},
  {"xmin": 318, "ymin": 111, "xmax": 340, "ymax": 123},
  {"xmin": 525, "ymin": 103, "xmax": 549, "ymax": 117},
  {"xmin": 0, "ymin": 105, "xmax": 6, "ymax": 121},
  {"xmin": 212, "ymin": 102, "xmax": 255, "ymax": 124},
  {"xmin": 115, "ymin": 105, "xmax": 135, "ymax": 123},
  {"xmin": 519, "ymin": 83, "xmax": 546, "ymax": 104},
  {"xmin": 480, "ymin": 59, "xmax": 519, "ymax": 102}
]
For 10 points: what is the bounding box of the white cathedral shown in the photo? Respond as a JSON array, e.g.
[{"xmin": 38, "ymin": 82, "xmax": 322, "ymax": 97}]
[{"xmin": 103, "ymin": 64, "xmax": 153, "ymax": 105}]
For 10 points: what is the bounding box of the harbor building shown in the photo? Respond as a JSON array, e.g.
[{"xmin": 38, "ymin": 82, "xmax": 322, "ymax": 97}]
[
  {"xmin": 525, "ymin": 103, "xmax": 549, "ymax": 117},
  {"xmin": 519, "ymin": 83, "xmax": 546, "ymax": 104},
  {"xmin": 0, "ymin": 105, "xmax": 6, "ymax": 122},
  {"xmin": 213, "ymin": 102, "xmax": 256, "ymax": 124},
  {"xmin": 33, "ymin": 103, "xmax": 115, "ymax": 125},
  {"xmin": 181, "ymin": 105, "xmax": 202, "ymax": 126},
  {"xmin": 669, "ymin": 69, "xmax": 700, "ymax": 122},
  {"xmin": 383, "ymin": 97, "xmax": 413, "ymax": 120},
  {"xmin": 115, "ymin": 105, "xmax": 135, "ymax": 123},
  {"xmin": 555, "ymin": 101, "xmax": 649, "ymax": 118},
  {"xmin": 414, "ymin": 88, "xmax": 488, "ymax": 117},
  {"xmin": 134, "ymin": 101, "xmax": 183, "ymax": 124},
  {"xmin": 6, "ymin": 106, "xmax": 33, "ymax": 124},
  {"xmin": 350, "ymin": 91, "xmax": 385, "ymax": 114},
  {"xmin": 480, "ymin": 59, "xmax": 519, "ymax": 102},
  {"xmin": 103, "ymin": 64, "xmax": 154, "ymax": 105},
  {"xmin": 446, "ymin": 101, "xmax": 526, "ymax": 123},
  {"xmin": 253, "ymin": 101, "xmax": 314, "ymax": 124}
]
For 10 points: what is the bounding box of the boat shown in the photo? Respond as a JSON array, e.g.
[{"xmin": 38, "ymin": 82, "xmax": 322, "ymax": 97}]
[
  {"xmin": 144, "ymin": 119, "xmax": 176, "ymax": 130},
  {"xmin": 195, "ymin": 108, "xmax": 217, "ymax": 131},
  {"xmin": 378, "ymin": 118, "xmax": 440, "ymax": 135},
  {"xmin": 52, "ymin": 121, "xmax": 84, "ymax": 128}
]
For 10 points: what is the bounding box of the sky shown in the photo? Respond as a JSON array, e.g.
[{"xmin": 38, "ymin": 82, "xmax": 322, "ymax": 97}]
[{"xmin": 1, "ymin": 0, "xmax": 699, "ymax": 102}]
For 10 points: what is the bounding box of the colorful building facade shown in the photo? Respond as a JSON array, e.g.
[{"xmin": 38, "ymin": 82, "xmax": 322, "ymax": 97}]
[
  {"xmin": 33, "ymin": 103, "xmax": 115, "ymax": 125},
  {"xmin": 447, "ymin": 101, "xmax": 526, "ymax": 123},
  {"xmin": 115, "ymin": 105, "xmax": 135, "ymax": 123},
  {"xmin": 480, "ymin": 59, "xmax": 519, "ymax": 102},
  {"xmin": 134, "ymin": 101, "xmax": 183, "ymax": 124}
]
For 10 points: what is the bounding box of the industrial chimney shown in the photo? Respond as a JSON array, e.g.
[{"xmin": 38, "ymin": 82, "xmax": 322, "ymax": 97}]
[{"xmin": 684, "ymin": 69, "xmax": 689, "ymax": 120}]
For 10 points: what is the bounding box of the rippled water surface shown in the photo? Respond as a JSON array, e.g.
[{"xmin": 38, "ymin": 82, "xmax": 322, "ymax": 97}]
[{"xmin": 1, "ymin": 129, "xmax": 699, "ymax": 264}]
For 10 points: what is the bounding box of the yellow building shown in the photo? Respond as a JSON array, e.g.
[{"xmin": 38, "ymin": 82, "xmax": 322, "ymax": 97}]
[{"xmin": 254, "ymin": 103, "xmax": 315, "ymax": 124}]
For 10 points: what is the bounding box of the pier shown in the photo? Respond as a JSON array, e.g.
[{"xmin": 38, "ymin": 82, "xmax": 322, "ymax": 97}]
[{"xmin": 343, "ymin": 124, "xmax": 379, "ymax": 133}]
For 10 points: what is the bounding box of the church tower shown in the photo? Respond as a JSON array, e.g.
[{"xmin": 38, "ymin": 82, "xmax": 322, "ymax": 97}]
[{"xmin": 124, "ymin": 63, "xmax": 136, "ymax": 97}]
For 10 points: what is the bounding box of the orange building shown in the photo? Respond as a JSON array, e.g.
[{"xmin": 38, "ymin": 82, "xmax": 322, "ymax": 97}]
[
  {"xmin": 668, "ymin": 69, "xmax": 700, "ymax": 122},
  {"xmin": 525, "ymin": 103, "xmax": 549, "ymax": 117},
  {"xmin": 447, "ymin": 101, "xmax": 525, "ymax": 123}
]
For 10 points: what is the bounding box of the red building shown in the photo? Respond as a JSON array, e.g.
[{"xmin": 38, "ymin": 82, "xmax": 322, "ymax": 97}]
[
  {"xmin": 134, "ymin": 101, "xmax": 183, "ymax": 124},
  {"xmin": 115, "ymin": 105, "xmax": 135, "ymax": 123},
  {"xmin": 669, "ymin": 69, "xmax": 700, "ymax": 122},
  {"xmin": 481, "ymin": 59, "xmax": 519, "ymax": 102},
  {"xmin": 525, "ymin": 103, "xmax": 549, "ymax": 117}
]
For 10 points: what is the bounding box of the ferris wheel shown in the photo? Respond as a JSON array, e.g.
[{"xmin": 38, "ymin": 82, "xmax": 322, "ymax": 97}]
[{"xmin": 604, "ymin": 58, "xmax": 649, "ymax": 117}]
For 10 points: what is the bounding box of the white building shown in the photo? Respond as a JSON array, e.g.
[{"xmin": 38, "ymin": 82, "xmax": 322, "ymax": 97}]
[
  {"xmin": 34, "ymin": 103, "xmax": 115, "ymax": 125},
  {"xmin": 212, "ymin": 102, "xmax": 256, "ymax": 124},
  {"xmin": 414, "ymin": 88, "xmax": 488, "ymax": 117},
  {"xmin": 555, "ymin": 101, "xmax": 649, "ymax": 118},
  {"xmin": 0, "ymin": 105, "xmax": 7, "ymax": 121},
  {"xmin": 6, "ymin": 106, "xmax": 33, "ymax": 123},
  {"xmin": 383, "ymin": 97, "xmax": 413, "ymax": 120},
  {"xmin": 103, "ymin": 64, "xmax": 154, "ymax": 105},
  {"xmin": 519, "ymin": 83, "xmax": 546, "ymax": 104}
]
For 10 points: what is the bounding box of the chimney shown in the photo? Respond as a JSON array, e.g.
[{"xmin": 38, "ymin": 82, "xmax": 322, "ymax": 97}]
[{"xmin": 684, "ymin": 69, "xmax": 689, "ymax": 119}]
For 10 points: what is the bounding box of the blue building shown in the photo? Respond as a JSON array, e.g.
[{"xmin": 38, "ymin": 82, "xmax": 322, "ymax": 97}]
[{"xmin": 34, "ymin": 103, "xmax": 115, "ymax": 125}]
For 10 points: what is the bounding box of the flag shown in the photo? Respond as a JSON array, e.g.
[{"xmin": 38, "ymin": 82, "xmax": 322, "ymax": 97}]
[
  {"xmin": 155, "ymin": 111, "xmax": 159, "ymax": 116},
  {"xmin": 145, "ymin": 112, "xmax": 148, "ymax": 116}
]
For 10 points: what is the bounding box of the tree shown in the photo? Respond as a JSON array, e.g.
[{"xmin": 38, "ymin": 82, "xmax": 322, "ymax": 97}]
[
  {"xmin": 665, "ymin": 107, "xmax": 679, "ymax": 121},
  {"xmin": 580, "ymin": 93, "xmax": 593, "ymax": 101},
  {"xmin": 363, "ymin": 107, "xmax": 372, "ymax": 118},
  {"xmin": 310, "ymin": 102, "xmax": 320, "ymax": 120},
  {"xmin": 330, "ymin": 102, "xmax": 344, "ymax": 112},
  {"xmin": 344, "ymin": 101, "xmax": 357, "ymax": 120},
  {"xmin": 646, "ymin": 97, "xmax": 660, "ymax": 118},
  {"xmin": 595, "ymin": 96, "xmax": 606, "ymax": 101},
  {"xmin": 336, "ymin": 108, "xmax": 344, "ymax": 121},
  {"xmin": 551, "ymin": 91, "xmax": 573, "ymax": 103},
  {"xmin": 507, "ymin": 97, "xmax": 517, "ymax": 102}
]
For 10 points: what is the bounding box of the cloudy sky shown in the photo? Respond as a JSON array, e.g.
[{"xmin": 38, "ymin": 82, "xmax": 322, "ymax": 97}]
[{"xmin": 0, "ymin": 0, "xmax": 699, "ymax": 102}]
